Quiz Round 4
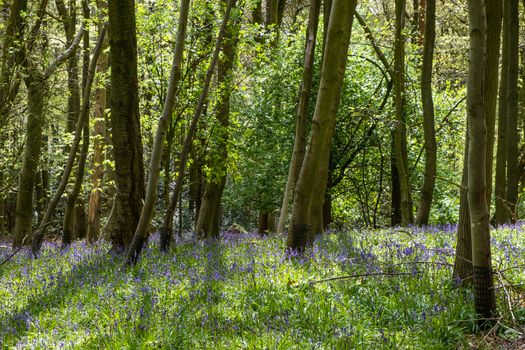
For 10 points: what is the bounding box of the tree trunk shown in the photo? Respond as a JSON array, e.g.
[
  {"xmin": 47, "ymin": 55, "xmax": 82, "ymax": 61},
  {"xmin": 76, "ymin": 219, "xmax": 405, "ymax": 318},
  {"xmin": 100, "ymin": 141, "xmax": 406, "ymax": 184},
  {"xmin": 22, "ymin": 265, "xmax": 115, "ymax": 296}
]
[
  {"xmin": 0, "ymin": 172, "xmax": 5, "ymax": 235},
  {"xmin": 126, "ymin": 0, "xmax": 190, "ymax": 262},
  {"xmin": 393, "ymin": 0, "xmax": 414, "ymax": 226},
  {"xmin": 277, "ymin": 0, "xmax": 320, "ymax": 234},
  {"xmin": 504, "ymin": 0, "xmax": 519, "ymax": 223},
  {"xmin": 453, "ymin": 131, "xmax": 472, "ymax": 282},
  {"xmin": 195, "ymin": 0, "xmax": 240, "ymax": 240},
  {"xmin": 62, "ymin": 122, "xmax": 89, "ymax": 246},
  {"xmin": 56, "ymin": 0, "xmax": 81, "ymax": 133},
  {"xmin": 415, "ymin": 0, "xmax": 436, "ymax": 226},
  {"xmin": 466, "ymin": 0, "xmax": 496, "ymax": 322},
  {"xmin": 63, "ymin": 0, "xmax": 91, "ymax": 246},
  {"xmin": 494, "ymin": 0, "xmax": 509, "ymax": 225},
  {"xmin": 159, "ymin": 0, "xmax": 236, "ymax": 252},
  {"xmin": 453, "ymin": 0, "xmax": 501, "ymax": 285},
  {"xmin": 0, "ymin": 0, "xmax": 28, "ymax": 119},
  {"xmin": 287, "ymin": 0, "xmax": 357, "ymax": 251},
  {"xmin": 484, "ymin": 0, "xmax": 502, "ymax": 209},
  {"xmin": 13, "ymin": 72, "xmax": 45, "ymax": 247},
  {"xmin": 107, "ymin": 0, "xmax": 146, "ymax": 250},
  {"xmin": 87, "ymin": 0, "xmax": 109, "ymax": 243}
]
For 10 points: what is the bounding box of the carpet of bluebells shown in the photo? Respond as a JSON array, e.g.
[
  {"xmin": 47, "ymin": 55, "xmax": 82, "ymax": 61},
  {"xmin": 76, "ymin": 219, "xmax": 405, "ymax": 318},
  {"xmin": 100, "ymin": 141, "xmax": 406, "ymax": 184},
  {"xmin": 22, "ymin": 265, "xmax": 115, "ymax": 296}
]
[{"xmin": 0, "ymin": 224, "xmax": 524, "ymax": 349}]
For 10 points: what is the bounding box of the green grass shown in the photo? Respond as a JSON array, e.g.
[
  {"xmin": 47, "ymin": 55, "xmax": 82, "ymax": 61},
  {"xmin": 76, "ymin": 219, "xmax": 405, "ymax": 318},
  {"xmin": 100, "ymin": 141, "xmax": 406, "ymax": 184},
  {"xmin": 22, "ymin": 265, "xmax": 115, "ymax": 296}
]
[{"xmin": 0, "ymin": 224, "xmax": 524, "ymax": 349}]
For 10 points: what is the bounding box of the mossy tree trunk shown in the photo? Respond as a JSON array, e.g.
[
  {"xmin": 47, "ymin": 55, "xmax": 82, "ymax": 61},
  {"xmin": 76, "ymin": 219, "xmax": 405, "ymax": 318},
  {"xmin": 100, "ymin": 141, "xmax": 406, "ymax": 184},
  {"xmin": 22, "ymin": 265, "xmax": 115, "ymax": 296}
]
[
  {"xmin": 287, "ymin": 0, "xmax": 357, "ymax": 251},
  {"xmin": 13, "ymin": 72, "xmax": 45, "ymax": 247},
  {"xmin": 276, "ymin": 0, "xmax": 320, "ymax": 235}
]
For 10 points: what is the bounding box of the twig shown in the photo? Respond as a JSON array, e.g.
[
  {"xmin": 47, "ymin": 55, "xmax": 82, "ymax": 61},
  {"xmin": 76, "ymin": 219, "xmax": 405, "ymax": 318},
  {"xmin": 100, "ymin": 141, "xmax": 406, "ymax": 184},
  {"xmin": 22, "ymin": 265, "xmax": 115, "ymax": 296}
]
[
  {"xmin": 0, "ymin": 235, "xmax": 28, "ymax": 267},
  {"xmin": 309, "ymin": 271, "xmax": 420, "ymax": 285},
  {"xmin": 496, "ymin": 271, "xmax": 516, "ymax": 326}
]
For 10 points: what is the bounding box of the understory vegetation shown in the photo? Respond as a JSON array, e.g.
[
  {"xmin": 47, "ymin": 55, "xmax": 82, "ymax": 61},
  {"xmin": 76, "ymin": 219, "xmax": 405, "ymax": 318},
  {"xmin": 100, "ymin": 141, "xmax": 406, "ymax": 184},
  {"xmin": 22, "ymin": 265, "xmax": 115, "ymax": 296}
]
[{"xmin": 1, "ymin": 225, "xmax": 524, "ymax": 349}]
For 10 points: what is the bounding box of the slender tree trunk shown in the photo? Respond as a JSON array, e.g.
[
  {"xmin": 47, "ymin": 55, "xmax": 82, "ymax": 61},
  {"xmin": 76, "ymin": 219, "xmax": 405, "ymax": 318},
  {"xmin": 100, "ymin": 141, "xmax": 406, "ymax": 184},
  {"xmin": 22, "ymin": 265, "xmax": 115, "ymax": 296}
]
[
  {"xmin": 107, "ymin": 0, "xmax": 146, "ymax": 250},
  {"xmin": 484, "ymin": 0, "xmax": 502, "ymax": 208},
  {"xmin": 195, "ymin": 0, "xmax": 240, "ymax": 240},
  {"xmin": 13, "ymin": 72, "xmax": 45, "ymax": 247},
  {"xmin": 159, "ymin": 0, "xmax": 236, "ymax": 251},
  {"xmin": 453, "ymin": 131, "xmax": 472, "ymax": 281},
  {"xmin": 0, "ymin": 172, "xmax": 5, "ymax": 235},
  {"xmin": 287, "ymin": 0, "xmax": 357, "ymax": 251},
  {"xmin": 453, "ymin": 0, "xmax": 501, "ymax": 284},
  {"xmin": 494, "ymin": 0, "xmax": 509, "ymax": 225},
  {"xmin": 277, "ymin": 0, "xmax": 320, "ymax": 234},
  {"xmin": 63, "ymin": 0, "xmax": 91, "ymax": 245},
  {"xmin": 87, "ymin": 0, "xmax": 109, "ymax": 243},
  {"xmin": 30, "ymin": 27, "xmax": 106, "ymax": 252},
  {"xmin": 62, "ymin": 121, "xmax": 89, "ymax": 245},
  {"xmin": 126, "ymin": 0, "xmax": 190, "ymax": 262},
  {"xmin": 415, "ymin": 0, "xmax": 436, "ymax": 226},
  {"xmin": 56, "ymin": 0, "xmax": 80, "ymax": 133},
  {"xmin": 393, "ymin": 0, "xmax": 414, "ymax": 226},
  {"xmin": 505, "ymin": 0, "xmax": 519, "ymax": 222},
  {"xmin": 0, "ymin": 0, "xmax": 28, "ymax": 119},
  {"xmin": 466, "ymin": 0, "xmax": 496, "ymax": 322}
]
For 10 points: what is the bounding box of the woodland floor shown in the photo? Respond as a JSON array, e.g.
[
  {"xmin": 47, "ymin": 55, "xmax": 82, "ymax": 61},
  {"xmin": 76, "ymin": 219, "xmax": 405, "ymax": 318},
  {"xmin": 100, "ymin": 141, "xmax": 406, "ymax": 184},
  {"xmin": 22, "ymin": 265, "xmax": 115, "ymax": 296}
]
[{"xmin": 0, "ymin": 224, "xmax": 524, "ymax": 349}]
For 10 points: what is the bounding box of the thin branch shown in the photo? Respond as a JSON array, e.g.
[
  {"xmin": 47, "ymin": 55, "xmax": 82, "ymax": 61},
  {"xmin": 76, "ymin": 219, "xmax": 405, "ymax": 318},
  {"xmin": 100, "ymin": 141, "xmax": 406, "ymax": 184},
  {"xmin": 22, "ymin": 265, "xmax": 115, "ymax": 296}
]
[
  {"xmin": 309, "ymin": 271, "xmax": 420, "ymax": 285},
  {"xmin": 44, "ymin": 23, "xmax": 85, "ymax": 79}
]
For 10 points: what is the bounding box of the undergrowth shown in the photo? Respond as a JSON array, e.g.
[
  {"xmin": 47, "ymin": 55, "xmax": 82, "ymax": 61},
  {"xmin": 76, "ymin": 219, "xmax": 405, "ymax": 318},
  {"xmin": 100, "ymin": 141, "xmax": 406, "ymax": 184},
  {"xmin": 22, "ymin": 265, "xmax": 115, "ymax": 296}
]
[{"xmin": 0, "ymin": 224, "xmax": 524, "ymax": 349}]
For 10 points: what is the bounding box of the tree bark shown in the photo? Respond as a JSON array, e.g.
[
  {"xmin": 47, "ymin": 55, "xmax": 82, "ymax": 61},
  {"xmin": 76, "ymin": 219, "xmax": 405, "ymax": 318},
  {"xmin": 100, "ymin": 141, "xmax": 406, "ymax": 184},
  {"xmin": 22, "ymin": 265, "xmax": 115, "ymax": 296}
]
[
  {"xmin": 277, "ymin": 0, "xmax": 320, "ymax": 234},
  {"xmin": 125, "ymin": 0, "xmax": 190, "ymax": 262},
  {"xmin": 393, "ymin": 0, "xmax": 414, "ymax": 226},
  {"xmin": 159, "ymin": 0, "xmax": 236, "ymax": 251},
  {"xmin": 107, "ymin": 0, "xmax": 146, "ymax": 250},
  {"xmin": 287, "ymin": 0, "xmax": 357, "ymax": 251},
  {"xmin": 453, "ymin": 131, "xmax": 472, "ymax": 282},
  {"xmin": 453, "ymin": 0, "xmax": 501, "ymax": 285},
  {"xmin": 62, "ymin": 0, "xmax": 91, "ymax": 245},
  {"xmin": 494, "ymin": 0, "xmax": 509, "ymax": 225},
  {"xmin": 415, "ymin": 0, "xmax": 436, "ymax": 226},
  {"xmin": 504, "ymin": 0, "xmax": 519, "ymax": 223},
  {"xmin": 484, "ymin": 0, "xmax": 502, "ymax": 209},
  {"xmin": 13, "ymin": 72, "xmax": 45, "ymax": 247},
  {"xmin": 0, "ymin": 0, "xmax": 28, "ymax": 119},
  {"xmin": 466, "ymin": 0, "xmax": 496, "ymax": 322}
]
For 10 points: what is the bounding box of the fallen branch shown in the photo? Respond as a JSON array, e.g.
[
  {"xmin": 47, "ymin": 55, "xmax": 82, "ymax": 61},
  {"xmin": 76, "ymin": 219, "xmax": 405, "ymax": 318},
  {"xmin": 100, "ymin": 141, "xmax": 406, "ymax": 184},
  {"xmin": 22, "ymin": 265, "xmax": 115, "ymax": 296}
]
[
  {"xmin": 309, "ymin": 271, "xmax": 420, "ymax": 285},
  {"xmin": 0, "ymin": 235, "xmax": 28, "ymax": 267}
]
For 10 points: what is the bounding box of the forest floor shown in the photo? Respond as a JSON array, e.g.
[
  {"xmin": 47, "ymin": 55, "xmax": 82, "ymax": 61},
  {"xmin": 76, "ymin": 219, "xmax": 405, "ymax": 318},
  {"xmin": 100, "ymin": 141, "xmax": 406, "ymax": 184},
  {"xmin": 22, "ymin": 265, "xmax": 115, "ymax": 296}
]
[{"xmin": 0, "ymin": 224, "xmax": 524, "ymax": 349}]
